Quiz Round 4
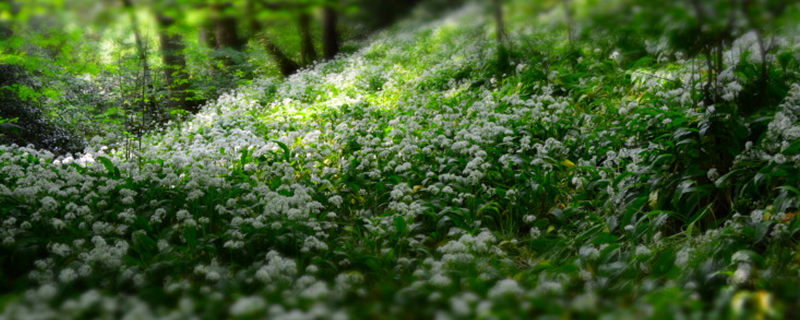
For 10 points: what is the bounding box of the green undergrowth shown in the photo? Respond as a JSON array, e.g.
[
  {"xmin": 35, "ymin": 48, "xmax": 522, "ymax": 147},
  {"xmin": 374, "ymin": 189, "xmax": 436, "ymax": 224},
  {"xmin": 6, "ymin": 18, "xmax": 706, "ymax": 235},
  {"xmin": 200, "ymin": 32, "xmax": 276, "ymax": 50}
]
[{"xmin": 2, "ymin": 2, "xmax": 800, "ymax": 319}]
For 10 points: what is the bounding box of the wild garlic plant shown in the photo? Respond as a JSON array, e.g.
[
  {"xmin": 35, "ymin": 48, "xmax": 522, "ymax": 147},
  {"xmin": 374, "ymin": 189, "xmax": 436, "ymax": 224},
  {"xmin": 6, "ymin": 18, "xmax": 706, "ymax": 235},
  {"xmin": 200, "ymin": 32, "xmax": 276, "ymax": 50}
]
[{"xmin": 2, "ymin": 1, "xmax": 800, "ymax": 319}]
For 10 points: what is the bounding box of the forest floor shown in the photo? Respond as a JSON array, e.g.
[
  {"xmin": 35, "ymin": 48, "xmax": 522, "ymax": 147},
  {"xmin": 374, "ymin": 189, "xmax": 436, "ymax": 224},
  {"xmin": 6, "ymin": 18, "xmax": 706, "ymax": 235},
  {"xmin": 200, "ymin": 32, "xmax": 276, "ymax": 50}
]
[{"xmin": 2, "ymin": 2, "xmax": 800, "ymax": 319}]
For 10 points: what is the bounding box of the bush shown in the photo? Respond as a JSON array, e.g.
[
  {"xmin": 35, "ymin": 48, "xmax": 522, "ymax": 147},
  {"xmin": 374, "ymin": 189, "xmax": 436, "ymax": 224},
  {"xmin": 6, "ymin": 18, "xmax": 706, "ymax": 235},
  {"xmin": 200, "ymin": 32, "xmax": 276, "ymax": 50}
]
[{"xmin": 0, "ymin": 64, "xmax": 85, "ymax": 155}]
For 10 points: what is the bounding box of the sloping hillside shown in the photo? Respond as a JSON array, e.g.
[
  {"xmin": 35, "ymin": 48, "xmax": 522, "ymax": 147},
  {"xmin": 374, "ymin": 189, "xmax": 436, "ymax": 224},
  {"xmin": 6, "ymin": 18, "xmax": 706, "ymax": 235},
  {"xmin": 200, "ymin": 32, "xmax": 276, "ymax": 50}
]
[{"xmin": 2, "ymin": 2, "xmax": 800, "ymax": 319}]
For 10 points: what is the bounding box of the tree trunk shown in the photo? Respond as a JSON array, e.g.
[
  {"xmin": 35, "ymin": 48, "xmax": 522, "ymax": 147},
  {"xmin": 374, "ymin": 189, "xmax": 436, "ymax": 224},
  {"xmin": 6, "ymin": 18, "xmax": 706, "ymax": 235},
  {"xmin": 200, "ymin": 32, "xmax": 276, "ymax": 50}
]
[
  {"xmin": 247, "ymin": 0, "xmax": 262, "ymax": 38},
  {"xmin": 492, "ymin": 0, "xmax": 509, "ymax": 72},
  {"xmin": 493, "ymin": 0, "xmax": 507, "ymax": 49},
  {"xmin": 563, "ymin": 0, "xmax": 574, "ymax": 47},
  {"xmin": 742, "ymin": 0, "xmax": 770, "ymax": 105},
  {"xmin": 322, "ymin": 3, "xmax": 339, "ymax": 60},
  {"xmin": 120, "ymin": 0, "xmax": 150, "ymax": 83},
  {"xmin": 156, "ymin": 13, "xmax": 192, "ymax": 112},
  {"xmin": 200, "ymin": 22, "xmax": 217, "ymax": 49},
  {"xmin": 299, "ymin": 12, "xmax": 317, "ymax": 65},
  {"xmin": 212, "ymin": 2, "xmax": 243, "ymax": 67},
  {"xmin": 262, "ymin": 37, "xmax": 300, "ymax": 77},
  {"xmin": 0, "ymin": 0, "xmax": 17, "ymax": 41},
  {"xmin": 704, "ymin": 45, "xmax": 714, "ymax": 105},
  {"xmin": 213, "ymin": 3, "xmax": 243, "ymax": 51}
]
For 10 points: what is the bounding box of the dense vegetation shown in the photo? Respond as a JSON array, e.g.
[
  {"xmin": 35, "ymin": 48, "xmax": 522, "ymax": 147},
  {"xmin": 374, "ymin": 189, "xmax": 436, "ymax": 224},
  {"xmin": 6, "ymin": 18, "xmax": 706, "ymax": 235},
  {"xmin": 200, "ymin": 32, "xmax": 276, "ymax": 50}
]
[{"xmin": 2, "ymin": 0, "xmax": 800, "ymax": 319}]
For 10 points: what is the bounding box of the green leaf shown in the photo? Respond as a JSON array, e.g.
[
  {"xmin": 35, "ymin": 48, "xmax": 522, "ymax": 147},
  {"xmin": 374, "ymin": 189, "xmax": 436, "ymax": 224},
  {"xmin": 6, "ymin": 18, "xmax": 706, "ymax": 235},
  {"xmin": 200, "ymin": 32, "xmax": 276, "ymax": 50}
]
[
  {"xmin": 272, "ymin": 140, "xmax": 291, "ymax": 162},
  {"xmin": 97, "ymin": 156, "xmax": 119, "ymax": 179},
  {"xmin": 714, "ymin": 169, "xmax": 744, "ymax": 188},
  {"xmin": 134, "ymin": 216, "xmax": 154, "ymax": 233},
  {"xmin": 732, "ymin": 249, "xmax": 765, "ymax": 266},
  {"xmin": 393, "ymin": 216, "xmax": 407, "ymax": 235},
  {"xmin": 783, "ymin": 139, "xmax": 800, "ymax": 156},
  {"xmin": 621, "ymin": 196, "xmax": 648, "ymax": 229},
  {"xmin": 0, "ymin": 122, "xmax": 22, "ymax": 134},
  {"xmin": 133, "ymin": 231, "xmax": 158, "ymax": 256},
  {"xmin": 591, "ymin": 232, "xmax": 619, "ymax": 245},
  {"xmin": 185, "ymin": 226, "xmax": 197, "ymax": 249},
  {"xmin": 240, "ymin": 148, "xmax": 250, "ymax": 168},
  {"xmin": 777, "ymin": 185, "xmax": 800, "ymax": 196},
  {"xmin": 652, "ymin": 248, "xmax": 676, "ymax": 277},
  {"xmin": 477, "ymin": 201, "xmax": 500, "ymax": 217},
  {"xmin": 686, "ymin": 220, "xmax": 695, "ymax": 240}
]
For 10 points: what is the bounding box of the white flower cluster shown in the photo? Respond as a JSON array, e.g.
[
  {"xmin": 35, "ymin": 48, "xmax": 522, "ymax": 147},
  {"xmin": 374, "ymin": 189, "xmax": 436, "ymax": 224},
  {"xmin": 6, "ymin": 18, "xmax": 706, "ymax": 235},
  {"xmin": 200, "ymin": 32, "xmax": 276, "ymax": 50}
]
[{"xmin": 1, "ymin": 1, "xmax": 798, "ymax": 318}]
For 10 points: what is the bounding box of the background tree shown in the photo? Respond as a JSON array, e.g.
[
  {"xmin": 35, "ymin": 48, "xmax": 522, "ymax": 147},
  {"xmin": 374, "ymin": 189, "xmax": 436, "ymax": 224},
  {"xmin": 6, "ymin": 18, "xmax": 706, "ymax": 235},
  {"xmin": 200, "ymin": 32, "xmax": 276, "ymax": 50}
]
[
  {"xmin": 322, "ymin": 0, "xmax": 339, "ymax": 60},
  {"xmin": 0, "ymin": 0, "xmax": 437, "ymax": 153},
  {"xmin": 156, "ymin": 8, "xmax": 192, "ymax": 111},
  {"xmin": 120, "ymin": 0, "xmax": 150, "ymax": 85}
]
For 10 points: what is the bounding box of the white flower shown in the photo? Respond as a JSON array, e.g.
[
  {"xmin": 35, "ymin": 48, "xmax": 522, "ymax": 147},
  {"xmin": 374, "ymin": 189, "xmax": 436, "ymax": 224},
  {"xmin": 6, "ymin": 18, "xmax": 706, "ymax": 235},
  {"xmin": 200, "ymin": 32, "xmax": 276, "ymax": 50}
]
[
  {"xmin": 119, "ymin": 188, "xmax": 137, "ymax": 198},
  {"xmin": 50, "ymin": 243, "xmax": 72, "ymax": 257},
  {"xmin": 231, "ymin": 217, "xmax": 244, "ymax": 227},
  {"xmin": 51, "ymin": 218, "xmax": 66, "ymax": 231},
  {"xmin": 328, "ymin": 195, "xmax": 343, "ymax": 208},
  {"xmin": 441, "ymin": 186, "xmax": 454, "ymax": 194},
  {"xmin": 774, "ymin": 153, "xmax": 786, "ymax": 165},
  {"xmin": 176, "ymin": 210, "xmax": 190, "ymax": 220},
  {"xmin": 226, "ymin": 198, "xmax": 237, "ymax": 208},
  {"xmin": 675, "ymin": 248, "xmax": 692, "ymax": 268},
  {"xmin": 390, "ymin": 183, "xmax": 410, "ymax": 200},
  {"xmin": 488, "ymin": 279, "xmax": 523, "ymax": 298},
  {"xmin": 158, "ymin": 240, "xmax": 170, "ymax": 252},
  {"xmin": 223, "ymin": 240, "xmax": 244, "ymax": 250},
  {"xmin": 771, "ymin": 223, "xmax": 789, "ymax": 240},
  {"xmin": 750, "ymin": 210, "xmax": 764, "ymax": 223},
  {"xmin": 634, "ymin": 244, "xmax": 651, "ymax": 256},
  {"xmin": 206, "ymin": 271, "xmax": 221, "ymax": 282},
  {"xmin": 37, "ymin": 284, "xmax": 58, "ymax": 300},
  {"xmin": 730, "ymin": 263, "xmax": 751, "ymax": 285},
  {"xmin": 301, "ymin": 236, "xmax": 328, "ymax": 253},
  {"xmin": 78, "ymin": 265, "xmax": 92, "ymax": 277},
  {"xmin": 522, "ymin": 215, "xmax": 536, "ymax": 224},
  {"xmin": 450, "ymin": 295, "xmax": 473, "ymax": 317},
  {"xmin": 395, "ymin": 162, "xmax": 412, "ymax": 172},
  {"xmin": 187, "ymin": 189, "xmax": 205, "ymax": 201},
  {"xmin": 707, "ymin": 168, "xmax": 719, "ymax": 181},
  {"xmin": 59, "ymin": 268, "xmax": 78, "ymax": 283},
  {"xmin": 579, "ymin": 246, "xmax": 600, "ymax": 260},
  {"xmin": 429, "ymin": 274, "xmax": 452, "ymax": 288},
  {"xmin": 731, "ymin": 251, "xmax": 751, "ymax": 264},
  {"xmin": 537, "ymin": 280, "xmax": 563, "ymax": 294},
  {"xmin": 256, "ymin": 251, "xmax": 297, "ymax": 284},
  {"xmin": 3, "ymin": 217, "xmax": 16, "ymax": 227},
  {"xmin": 299, "ymin": 281, "xmax": 329, "ymax": 300},
  {"xmin": 121, "ymin": 196, "xmax": 135, "ymax": 205},
  {"xmin": 230, "ymin": 296, "xmax": 266, "ymax": 317},
  {"xmin": 40, "ymin": 196, "xmax": 59, "ymax": 212}
]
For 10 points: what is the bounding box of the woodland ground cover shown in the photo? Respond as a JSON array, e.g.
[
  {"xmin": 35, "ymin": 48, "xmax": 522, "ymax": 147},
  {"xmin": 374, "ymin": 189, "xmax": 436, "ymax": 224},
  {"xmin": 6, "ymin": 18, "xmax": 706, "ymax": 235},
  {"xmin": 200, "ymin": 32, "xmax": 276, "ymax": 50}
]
[{"xmin": 2, "ymin": 1, "xmax": 800, "ymax": 319}]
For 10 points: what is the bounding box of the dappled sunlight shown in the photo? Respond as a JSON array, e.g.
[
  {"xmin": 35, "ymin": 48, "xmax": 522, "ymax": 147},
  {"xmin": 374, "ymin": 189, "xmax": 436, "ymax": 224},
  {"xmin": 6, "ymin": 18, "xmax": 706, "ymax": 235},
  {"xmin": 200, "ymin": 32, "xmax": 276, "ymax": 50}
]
[{"xmin": 2, "ymin": 0, "xmax": 800, "ymax": 319}]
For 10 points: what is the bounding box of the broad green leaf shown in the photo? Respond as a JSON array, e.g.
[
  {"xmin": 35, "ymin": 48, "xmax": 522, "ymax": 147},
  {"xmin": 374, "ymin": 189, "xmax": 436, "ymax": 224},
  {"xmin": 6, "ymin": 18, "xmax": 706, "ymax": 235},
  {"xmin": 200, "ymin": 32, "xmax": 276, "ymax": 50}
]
[
  {"xmin": 394, "ymin": 216, "xmax": 407, "ymax": 235},
  {"xmin": 714, "ymin": 169, "xmax": 744, "ymax": 188},
  {"xmin": 272, "ymin": 140, "xmax": 291, "ymax": 162},
  {"xmin": 185, "ymin": 226, "xmax": 197, "ymax": 249}
]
